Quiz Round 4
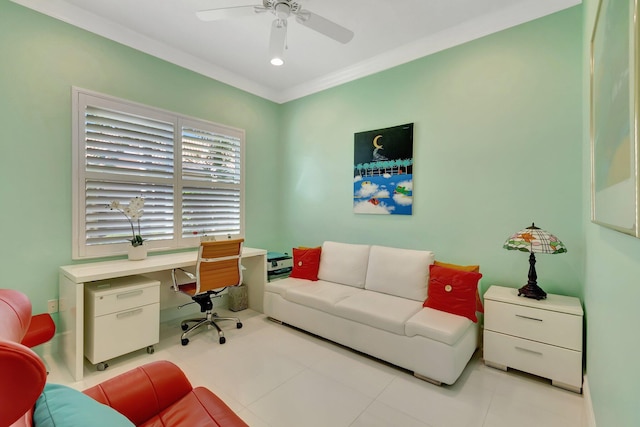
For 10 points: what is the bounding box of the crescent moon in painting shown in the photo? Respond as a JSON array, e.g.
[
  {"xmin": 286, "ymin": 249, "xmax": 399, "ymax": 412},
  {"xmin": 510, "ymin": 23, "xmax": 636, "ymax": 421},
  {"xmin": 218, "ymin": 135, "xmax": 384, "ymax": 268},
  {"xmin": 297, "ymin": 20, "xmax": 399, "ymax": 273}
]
[{"xmin": 373, "ymin": 135, "xmax": 383, "ymax": 148}]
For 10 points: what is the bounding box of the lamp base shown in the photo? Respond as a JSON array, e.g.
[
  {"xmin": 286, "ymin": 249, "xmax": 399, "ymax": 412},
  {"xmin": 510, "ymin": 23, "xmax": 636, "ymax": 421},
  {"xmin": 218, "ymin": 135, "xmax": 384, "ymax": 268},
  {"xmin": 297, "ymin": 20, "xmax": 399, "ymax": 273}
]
[{"xmin": 518, "ymin": 283, "xmax": 547, "ymax": 300}]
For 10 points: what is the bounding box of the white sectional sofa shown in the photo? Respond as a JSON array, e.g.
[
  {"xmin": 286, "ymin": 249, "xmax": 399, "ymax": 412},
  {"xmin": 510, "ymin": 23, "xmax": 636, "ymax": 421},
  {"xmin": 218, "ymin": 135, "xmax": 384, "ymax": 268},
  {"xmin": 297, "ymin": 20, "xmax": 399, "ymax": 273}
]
[{"xmin": 263, "ymin": 241, "xmax": 480, "ymax": 385}]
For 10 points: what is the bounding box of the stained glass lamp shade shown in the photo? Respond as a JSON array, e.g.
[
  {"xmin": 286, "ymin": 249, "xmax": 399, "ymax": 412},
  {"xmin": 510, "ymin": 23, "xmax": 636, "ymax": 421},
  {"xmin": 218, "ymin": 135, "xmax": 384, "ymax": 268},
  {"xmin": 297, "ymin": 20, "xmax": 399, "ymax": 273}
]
[{"xmin": 503, "ymin": 223, "xmax": 567, "ymax": 300}]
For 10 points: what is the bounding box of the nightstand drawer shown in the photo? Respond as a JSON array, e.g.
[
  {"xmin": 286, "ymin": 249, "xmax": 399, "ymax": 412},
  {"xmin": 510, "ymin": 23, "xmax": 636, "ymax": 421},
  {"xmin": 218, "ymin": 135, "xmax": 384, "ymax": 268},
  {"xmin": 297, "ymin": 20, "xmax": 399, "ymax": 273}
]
[
  {"xmin": 484, "ymin": 330, "xmax": 582, "ymax": 390},
  {"xmin": 484, "ymin": 299, "xmax": 582, "ymax": 351}
]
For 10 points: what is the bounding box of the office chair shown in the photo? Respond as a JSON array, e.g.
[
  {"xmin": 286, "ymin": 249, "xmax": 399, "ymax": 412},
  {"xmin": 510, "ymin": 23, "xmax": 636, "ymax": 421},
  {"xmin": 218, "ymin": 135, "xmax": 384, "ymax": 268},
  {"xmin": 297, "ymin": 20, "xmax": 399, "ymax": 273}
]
[{"xmin": 172, "ymin": 238, "xmax": 244, "ymax": 346}]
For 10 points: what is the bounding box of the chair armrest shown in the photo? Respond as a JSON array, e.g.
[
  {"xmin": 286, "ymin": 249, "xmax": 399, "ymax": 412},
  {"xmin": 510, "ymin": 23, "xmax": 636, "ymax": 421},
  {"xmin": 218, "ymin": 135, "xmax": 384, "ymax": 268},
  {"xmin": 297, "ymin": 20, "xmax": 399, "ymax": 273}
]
[
  {"xmin": 171, "ymin": 268, "xmax": 196, "ymax": 292},
  {"xmin": 0, "ymin": 340, "xmax": 46, "ymax": 427},
  {"xmin": 83, "ymin": 361, "xmax": 193, "ymax": 426}
]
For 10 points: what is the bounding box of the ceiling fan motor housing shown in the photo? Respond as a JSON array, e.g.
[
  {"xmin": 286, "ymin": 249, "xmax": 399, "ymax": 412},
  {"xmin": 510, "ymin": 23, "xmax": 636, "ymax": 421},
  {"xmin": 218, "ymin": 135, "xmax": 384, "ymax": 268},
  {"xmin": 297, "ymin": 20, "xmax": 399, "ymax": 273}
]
[{"xmin": 264, "ymin": 0, "xmax": 302, "ymax": 17}]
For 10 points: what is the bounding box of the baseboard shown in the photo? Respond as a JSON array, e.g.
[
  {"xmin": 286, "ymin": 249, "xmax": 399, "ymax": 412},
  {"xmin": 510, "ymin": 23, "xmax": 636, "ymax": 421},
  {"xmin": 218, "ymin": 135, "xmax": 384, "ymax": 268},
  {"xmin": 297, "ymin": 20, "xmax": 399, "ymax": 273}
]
[{"xmin": 583, "ymin": 375, "xmax": 596, "ymax": 427}]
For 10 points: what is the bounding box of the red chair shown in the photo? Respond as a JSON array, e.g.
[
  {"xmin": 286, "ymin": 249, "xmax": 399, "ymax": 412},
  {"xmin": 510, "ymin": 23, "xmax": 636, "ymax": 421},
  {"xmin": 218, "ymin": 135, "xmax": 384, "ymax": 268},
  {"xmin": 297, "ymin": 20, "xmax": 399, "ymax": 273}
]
[
  {"xmin": 0, "ymin": 289, "xmax": 47, "ymax": 427},
  {"xmin": 0, "ymin": 289, "xmax": 248, "ymax": 427},
  {"xmin": 21, "ymin": 312, "xmax": 55, "ymax": 348}
]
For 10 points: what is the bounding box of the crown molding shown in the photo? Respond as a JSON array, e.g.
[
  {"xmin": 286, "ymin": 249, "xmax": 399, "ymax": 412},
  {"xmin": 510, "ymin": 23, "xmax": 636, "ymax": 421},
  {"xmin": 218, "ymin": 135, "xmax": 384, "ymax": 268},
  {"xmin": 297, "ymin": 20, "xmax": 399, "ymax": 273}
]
[
  {"xmin": 12, "ymin": 0, "xmax": 580, "ymax": 105},
  {"xmin": 276, "ymin": 0, "xmax": 581, "ymax": 103}
]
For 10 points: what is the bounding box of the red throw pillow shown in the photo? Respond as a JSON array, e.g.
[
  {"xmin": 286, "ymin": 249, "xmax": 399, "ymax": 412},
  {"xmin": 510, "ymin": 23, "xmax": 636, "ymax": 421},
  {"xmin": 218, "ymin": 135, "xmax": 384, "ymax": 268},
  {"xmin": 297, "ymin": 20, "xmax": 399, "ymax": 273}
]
[
  {"xmin": 434, "ymin": 260, "xmax": 484, "ymax": 313},
  {"xmin": 424, "ymin": 264, "xmax": 483, "ymax": 322},
  {"xmin": 289, "ymin": 247, "xmax": 322, "ymax": 281}
]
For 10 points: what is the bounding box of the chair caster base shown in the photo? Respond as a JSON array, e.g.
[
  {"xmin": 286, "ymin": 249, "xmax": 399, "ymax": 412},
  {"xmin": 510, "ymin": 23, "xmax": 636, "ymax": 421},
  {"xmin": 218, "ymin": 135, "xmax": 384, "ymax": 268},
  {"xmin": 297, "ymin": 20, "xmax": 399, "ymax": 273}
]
[
  {"xmin": 237, "ymin": 322, "xmax": 243, "ymax": 329},
  {"xmin": 219, "ymin": 336, "xmax": 226, "ymax": 344},
  {"xmin": 181, "ymin": 338, "xmax": 189, "ymax": 346}
]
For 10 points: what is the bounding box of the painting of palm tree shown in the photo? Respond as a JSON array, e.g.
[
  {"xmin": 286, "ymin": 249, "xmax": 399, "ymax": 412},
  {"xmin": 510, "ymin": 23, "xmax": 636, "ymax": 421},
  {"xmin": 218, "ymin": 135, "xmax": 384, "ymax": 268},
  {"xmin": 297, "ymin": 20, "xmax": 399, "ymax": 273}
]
[{"xmin": 353, "ymin": 123, "xmax": 414, "ymax": 215}]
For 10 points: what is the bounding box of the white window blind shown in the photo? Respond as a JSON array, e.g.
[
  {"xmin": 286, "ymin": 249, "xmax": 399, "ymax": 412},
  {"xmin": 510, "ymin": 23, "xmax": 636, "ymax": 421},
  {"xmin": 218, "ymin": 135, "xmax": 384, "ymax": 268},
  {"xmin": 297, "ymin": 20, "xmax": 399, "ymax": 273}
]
[
  {"xmin": 181, "ymin": 123, "xmax": 242, "ymax": 238},
  {"xmin": 73, "ymin": 88, "xmax": 245, "ymax": 259}
]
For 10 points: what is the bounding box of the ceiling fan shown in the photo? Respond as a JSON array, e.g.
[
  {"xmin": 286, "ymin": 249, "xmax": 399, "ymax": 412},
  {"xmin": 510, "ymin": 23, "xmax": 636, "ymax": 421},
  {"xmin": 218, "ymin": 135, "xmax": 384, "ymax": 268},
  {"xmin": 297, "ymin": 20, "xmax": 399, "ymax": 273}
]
[{"xmin": 196, "ymin": 0, "xmax": 354, "ymax": 66}]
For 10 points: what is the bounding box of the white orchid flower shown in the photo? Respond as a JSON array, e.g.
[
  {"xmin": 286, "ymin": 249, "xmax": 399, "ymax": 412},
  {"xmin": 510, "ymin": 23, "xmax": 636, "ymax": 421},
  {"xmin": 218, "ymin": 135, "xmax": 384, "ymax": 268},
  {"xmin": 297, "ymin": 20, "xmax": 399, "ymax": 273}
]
[{"xmin": 108, "ymin": 196, "xmax": 145, "ymax": 247}]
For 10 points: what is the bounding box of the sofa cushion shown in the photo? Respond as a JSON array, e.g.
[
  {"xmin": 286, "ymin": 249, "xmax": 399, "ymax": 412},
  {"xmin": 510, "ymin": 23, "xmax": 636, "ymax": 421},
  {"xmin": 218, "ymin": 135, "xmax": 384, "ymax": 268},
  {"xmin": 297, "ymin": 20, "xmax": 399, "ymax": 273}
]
[
  {"xmin": 265, "ymin": 277, "xmax": 309, "ymax": 296},
  {"xmin": 405, "ymin": 307, "xmax": 473, "ymax": 346},
  {"xmin": 334, "ymin": 290, "xmax": 423, "ymax": 335},
  {"xmin": 424, "ymin": 264, "xmax": 482, "ymax": 322},
  {"xmin": 289, "ymin": 247, "xmax": 322, "ymax": 281},
  {"xmin": 317, "ymin": 241, "xmax": 371, "ymax": 288},
  {"xmin": 364, "ymin": 245, "xmax": 435, "ymax": 301},
  {"xmin": 34, "ymin": 383, "xmax": 135, "ymax": 427},
  {"xmin": 434, "ymin": 260, "xmax": 484, "ymax": 313},
  {"xmin": 284, "ymin": 280, "xmax": 363, "ymax": 314}
]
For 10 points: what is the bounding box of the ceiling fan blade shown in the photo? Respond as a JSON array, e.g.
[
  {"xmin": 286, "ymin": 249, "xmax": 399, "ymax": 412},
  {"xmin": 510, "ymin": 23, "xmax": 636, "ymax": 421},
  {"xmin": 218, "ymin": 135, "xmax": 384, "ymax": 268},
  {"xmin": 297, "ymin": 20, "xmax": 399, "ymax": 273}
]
[
  {"xmin": 269, "ymin": 19, "xmax": 287, "ymax": 65},
  {"xmin": 295, "ymin": 11, "xmax": 354, "ymax": 44},
  {"xmin": 196, "ymin": 6, "xmax": 264, "ymax": 21}
]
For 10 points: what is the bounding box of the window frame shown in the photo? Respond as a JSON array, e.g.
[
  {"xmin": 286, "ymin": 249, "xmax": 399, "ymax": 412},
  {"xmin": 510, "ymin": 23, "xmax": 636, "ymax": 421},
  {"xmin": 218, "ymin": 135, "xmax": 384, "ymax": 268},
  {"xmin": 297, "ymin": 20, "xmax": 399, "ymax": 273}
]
[{"xmin": 72, "ymin": 87, "xmax": 245, "ymax": 260}]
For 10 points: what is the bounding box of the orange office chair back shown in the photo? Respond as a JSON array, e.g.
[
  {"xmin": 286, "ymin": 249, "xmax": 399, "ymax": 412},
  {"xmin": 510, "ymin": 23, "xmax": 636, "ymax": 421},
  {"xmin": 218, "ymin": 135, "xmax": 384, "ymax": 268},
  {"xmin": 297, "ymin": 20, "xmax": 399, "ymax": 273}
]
[{"xmin": 196, "ymin": 239, "xmax": 244, "ymax": 294}]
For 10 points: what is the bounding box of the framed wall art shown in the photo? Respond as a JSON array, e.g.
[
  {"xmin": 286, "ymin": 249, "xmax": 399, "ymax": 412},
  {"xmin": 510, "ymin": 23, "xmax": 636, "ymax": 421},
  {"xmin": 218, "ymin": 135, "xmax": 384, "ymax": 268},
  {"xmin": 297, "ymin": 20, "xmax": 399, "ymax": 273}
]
[
  {"xmin": 353, "ymin": 123, "xmax": 414, "ymax": 215},
  {"xmin": 590, "ymin": 0, "xmax": 640, "ymax": 237}
]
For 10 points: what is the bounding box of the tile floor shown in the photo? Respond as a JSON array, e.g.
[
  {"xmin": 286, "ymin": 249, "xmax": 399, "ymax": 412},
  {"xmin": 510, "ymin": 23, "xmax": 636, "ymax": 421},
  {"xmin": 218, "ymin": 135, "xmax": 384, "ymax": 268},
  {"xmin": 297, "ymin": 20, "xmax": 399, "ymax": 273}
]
[{"xmin": 43, "ymin": 309, "xmax": 586, "ymax": 427}]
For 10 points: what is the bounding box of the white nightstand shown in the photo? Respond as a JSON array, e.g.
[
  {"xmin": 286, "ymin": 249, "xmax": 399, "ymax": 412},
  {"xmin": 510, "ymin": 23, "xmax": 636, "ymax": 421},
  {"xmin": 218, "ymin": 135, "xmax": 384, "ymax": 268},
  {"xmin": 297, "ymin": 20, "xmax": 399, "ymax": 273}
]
[{"xmin": 483, "ymin": 285, "xmax": 583, "ymax": 393}]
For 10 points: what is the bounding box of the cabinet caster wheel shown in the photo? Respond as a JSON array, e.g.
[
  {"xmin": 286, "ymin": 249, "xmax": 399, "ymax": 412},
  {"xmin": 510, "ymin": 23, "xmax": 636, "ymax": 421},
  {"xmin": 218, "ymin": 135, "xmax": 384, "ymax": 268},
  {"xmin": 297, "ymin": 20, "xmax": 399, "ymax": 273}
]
[
  {"xmin": 96, "ymin": 362, "xmax": 108, "ymax": 371},
  {"xmin": 181, "ymin": 324, "xmax": 189, "ymax": 331},
  {"xmin": 237, "ymin": 322, "xmax": 243, "ymax": 329},
  {"xmin": 219, "ymin": 336, "xmax": 226, "ymax": 344},
  {"xmin": 181, "ymin": 338, "xmax": 189, "ymax": 346},
  {"xmin": 146, "ymin": 345, "xmax": 155, "ymax": 354}
]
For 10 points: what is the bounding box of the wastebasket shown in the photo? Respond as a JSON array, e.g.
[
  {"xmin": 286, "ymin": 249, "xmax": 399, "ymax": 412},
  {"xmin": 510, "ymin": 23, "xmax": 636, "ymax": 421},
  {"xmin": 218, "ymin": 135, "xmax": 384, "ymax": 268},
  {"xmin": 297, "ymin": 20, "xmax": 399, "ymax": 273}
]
[{"xmin": 228, "ymin": 284, "xmax": 248, "ymax": 311}]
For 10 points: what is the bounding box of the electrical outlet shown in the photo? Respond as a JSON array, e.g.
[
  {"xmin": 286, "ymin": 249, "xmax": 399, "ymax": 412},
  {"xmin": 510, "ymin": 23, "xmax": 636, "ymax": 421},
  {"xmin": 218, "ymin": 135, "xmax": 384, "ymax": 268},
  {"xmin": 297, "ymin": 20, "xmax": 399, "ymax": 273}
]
[{"xmin": 47, "ymin": 299, "xmax": 58, "ymax": 314}]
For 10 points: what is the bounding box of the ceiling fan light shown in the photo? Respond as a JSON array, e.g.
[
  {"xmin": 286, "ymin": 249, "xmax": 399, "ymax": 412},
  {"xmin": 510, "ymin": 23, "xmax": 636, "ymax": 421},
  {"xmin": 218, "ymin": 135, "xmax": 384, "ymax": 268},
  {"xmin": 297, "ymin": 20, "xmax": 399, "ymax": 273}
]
[
  {"xmin": 270, "ymin": 57, "xmax": 284, "ymax": 66},
  {"xmin": 269, "ymin": 19, "xmax": 287, "ymax": 67}
]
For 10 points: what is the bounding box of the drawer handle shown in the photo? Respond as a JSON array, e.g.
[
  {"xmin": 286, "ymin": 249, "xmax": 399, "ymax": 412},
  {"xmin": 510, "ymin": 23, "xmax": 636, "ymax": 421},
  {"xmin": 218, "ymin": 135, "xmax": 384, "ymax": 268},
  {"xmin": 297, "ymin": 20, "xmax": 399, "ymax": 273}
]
[
  {"xmin": 515, "ymin": 346, "xmax": 543, "ymax": 356},
  {"xmin": 116, "ymin": 308, "xmax": 143, "ymax": 318},
  {"xmin": 116, "ymin": 290, "xmax": 144, "ymax": 299},
  {"xmin": 515, "ymin": 314, "xmax": 543, "ymax": 322}
]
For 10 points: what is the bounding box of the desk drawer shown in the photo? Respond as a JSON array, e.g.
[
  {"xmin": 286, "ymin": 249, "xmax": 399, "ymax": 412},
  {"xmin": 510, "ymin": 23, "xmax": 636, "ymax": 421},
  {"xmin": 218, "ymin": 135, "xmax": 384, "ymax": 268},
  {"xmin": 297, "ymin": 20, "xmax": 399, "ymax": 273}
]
[
  {"xmin": 484, "ymin": 330, "xmax": 582, "ymax": 390},
  {"xmin": 85, "ymin": 276, "xmax": 160, "ymax": 317},
  {"xmin": 484, "ymin": 300, "xmax": 582, "ymax": 350},
  {"xmin": 85, "ymin": 302, "xmax": 159, "ymax": 364}
]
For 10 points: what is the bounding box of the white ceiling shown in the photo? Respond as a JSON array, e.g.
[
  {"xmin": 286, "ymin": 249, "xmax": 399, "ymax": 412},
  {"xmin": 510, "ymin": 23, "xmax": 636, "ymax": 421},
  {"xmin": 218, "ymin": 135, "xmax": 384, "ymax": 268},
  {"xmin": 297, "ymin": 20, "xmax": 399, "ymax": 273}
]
[{"xmin": 12, "ymin": 0, "xmax": 580, "ymax": 103}]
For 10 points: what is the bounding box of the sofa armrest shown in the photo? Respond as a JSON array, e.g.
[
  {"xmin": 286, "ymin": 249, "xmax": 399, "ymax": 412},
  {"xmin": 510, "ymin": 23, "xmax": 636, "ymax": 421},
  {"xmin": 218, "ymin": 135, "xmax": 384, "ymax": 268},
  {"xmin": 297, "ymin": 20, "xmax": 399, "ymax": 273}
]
[{"xmin": 83, "ymin": 360, "xmax": 193, "ymax": 426}]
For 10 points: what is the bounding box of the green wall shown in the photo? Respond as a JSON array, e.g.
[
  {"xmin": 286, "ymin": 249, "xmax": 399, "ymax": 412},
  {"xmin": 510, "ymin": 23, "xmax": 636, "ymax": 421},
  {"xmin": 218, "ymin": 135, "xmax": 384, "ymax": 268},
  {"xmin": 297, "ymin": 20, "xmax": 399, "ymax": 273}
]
[
  {"xmin": 582, "ymin": 0, "xmax": 640, "ymax": 425},
  {"xmin": 11, "ymin": 2, "xmax": 635, "ymax": 424},
  {"xmin": 279, "ymin": 7, "xmax": 584, "ymax": 299},
  {"xmin": 0, "ymin": 1, "xmax": 282, "ymax": 313}
]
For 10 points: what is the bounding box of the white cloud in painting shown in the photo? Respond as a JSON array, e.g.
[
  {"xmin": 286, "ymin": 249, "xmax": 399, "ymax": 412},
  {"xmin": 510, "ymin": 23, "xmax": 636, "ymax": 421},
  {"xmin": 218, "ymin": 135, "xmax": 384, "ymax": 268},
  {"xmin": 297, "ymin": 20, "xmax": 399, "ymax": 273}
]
[
  {"xmin": 354, "ymin": 200, "xmax": 395, "ymax": 214},
  {"xmin": 394, "ymin": 193, "xmax": 413, "ymax": 206},
  {"xmin": 354, "ymin": 175, "xmax": 363, "ymax": 183},
  {"xmin": 355, "ymin": 181, "xmax": 379, "ymax": 198}
]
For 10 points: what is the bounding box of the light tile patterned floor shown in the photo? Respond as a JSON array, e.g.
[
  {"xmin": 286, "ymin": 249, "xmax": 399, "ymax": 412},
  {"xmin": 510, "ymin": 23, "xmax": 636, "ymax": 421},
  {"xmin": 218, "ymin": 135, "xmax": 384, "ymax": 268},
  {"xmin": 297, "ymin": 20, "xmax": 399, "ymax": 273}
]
[{"xmin": 43, "ymin": 309, "xmax": 586, "ymax": 427}]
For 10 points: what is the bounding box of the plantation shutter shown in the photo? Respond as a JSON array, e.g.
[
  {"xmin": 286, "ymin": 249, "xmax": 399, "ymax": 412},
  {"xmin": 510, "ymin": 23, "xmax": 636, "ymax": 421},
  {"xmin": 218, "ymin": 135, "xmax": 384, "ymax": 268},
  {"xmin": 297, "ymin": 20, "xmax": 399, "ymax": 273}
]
[
  {"xmin": 180, "ymin": 122, "xmax": 242, "ymax": 238},
  {"xmin": 73, "ymin": 89, "xmax": 245, "ymax": 259}
]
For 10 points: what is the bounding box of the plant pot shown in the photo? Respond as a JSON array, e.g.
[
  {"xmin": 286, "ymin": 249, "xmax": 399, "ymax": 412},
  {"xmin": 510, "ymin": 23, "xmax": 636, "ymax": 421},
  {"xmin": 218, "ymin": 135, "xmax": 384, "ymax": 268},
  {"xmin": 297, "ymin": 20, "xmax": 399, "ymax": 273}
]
[{"xmin": 128, "ymin": 245, "xmax": 147, "ymax": 261}]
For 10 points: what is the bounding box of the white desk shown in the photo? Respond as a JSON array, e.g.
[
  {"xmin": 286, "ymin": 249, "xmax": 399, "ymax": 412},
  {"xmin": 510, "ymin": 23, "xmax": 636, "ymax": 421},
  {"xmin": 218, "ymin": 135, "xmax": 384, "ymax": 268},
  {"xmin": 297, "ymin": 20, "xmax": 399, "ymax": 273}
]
[{"xmin": 59, "ymin": 247, "xmax": 267, "ymax": 381}]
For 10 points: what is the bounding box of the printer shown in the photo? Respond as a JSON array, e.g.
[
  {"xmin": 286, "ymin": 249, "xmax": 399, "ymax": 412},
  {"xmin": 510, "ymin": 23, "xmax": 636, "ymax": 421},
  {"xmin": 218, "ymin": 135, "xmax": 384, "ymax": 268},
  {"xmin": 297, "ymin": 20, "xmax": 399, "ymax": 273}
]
[{"xmin": 267, "ymin": 251, "xmax": 293, "ymax": 281}]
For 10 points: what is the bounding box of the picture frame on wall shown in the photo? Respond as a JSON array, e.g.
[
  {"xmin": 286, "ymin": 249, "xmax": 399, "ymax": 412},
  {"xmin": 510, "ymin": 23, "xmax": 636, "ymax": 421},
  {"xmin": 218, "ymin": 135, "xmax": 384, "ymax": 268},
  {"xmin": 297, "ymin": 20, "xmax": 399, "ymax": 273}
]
[
  {"xmin": 590, "ymin": 0, "xmax": 640, "ymax": 237},
  {"xmin": 353, "ymin": 123, "xmax": 414, "ymax": 215}
]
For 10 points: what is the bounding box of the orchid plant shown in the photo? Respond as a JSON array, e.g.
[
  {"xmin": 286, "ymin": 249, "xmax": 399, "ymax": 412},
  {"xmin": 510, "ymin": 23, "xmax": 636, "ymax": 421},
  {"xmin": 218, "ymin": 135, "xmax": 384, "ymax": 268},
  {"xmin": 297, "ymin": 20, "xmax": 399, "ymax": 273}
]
[{"xmin": 109, "ymin": 197, "xmax": 145, "ymax": 247}]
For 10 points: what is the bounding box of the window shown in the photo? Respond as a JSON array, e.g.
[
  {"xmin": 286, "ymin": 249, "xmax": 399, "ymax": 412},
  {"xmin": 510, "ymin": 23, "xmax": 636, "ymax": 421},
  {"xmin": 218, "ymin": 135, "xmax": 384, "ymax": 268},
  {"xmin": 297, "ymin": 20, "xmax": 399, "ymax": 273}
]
[{"xmin": 72, "ymin": 88, "xmax": 244, "ymax": 259}]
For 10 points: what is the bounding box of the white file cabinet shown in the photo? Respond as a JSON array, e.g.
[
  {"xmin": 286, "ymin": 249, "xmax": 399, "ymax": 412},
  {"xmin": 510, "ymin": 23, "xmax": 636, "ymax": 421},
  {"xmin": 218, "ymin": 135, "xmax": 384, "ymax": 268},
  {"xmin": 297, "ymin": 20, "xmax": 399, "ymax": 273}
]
[
  {"xmin": 483, "ymin": 285, "xmax": 583, "ymax": 393},
  {"xmin": 84, "ymin": 275, "xmax": 160, "ymax": 370}
]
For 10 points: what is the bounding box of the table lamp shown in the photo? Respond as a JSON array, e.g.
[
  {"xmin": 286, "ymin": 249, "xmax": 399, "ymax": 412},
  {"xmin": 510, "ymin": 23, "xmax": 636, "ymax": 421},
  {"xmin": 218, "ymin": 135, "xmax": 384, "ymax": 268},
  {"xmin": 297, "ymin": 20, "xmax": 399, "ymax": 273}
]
[{"xmin": 503, "ymin": 223, "xmax": 567, "ymax": 300}]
